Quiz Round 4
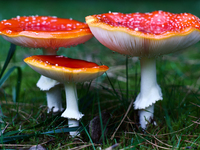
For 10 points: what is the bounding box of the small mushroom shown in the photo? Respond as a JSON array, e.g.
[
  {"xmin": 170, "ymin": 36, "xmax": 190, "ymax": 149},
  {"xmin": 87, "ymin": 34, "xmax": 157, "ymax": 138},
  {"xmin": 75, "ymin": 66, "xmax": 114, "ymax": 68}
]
[
  {"xmin": 86, "ymin": 11, "xmax": 200, "ymax": 129},
  {"xmin": 0, "ymin": 15, "xmax": 93, "ymax": 113},
  {"xmin": 24, "ymin": 55, "xmax": 109, "ymax": 136}
]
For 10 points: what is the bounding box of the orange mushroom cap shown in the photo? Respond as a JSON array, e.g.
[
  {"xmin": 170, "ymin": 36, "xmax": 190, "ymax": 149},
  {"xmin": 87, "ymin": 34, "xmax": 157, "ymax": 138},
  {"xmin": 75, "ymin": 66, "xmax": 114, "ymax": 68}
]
[
  {"xmin": 24, "ymin": 55, "xmax": 109, "ymax": 83},
  {"xmin": 86, "ymin": 11, "xmax": 200, "ymax": 57},
  {"xmin": 0, "ymin": 16, "xmax": 93, "ymax": 49}
]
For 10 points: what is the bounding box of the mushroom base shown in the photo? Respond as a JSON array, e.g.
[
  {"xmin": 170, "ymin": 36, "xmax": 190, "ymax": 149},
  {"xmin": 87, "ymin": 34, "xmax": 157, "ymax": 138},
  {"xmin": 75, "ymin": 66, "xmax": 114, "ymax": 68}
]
[
  {"xmin": 138, "ymin": 104, "xmax": 156, "ymax": 129},
  {"xmin": 68, "ymin": 119, "xmax": 80, "ymax": 137}
]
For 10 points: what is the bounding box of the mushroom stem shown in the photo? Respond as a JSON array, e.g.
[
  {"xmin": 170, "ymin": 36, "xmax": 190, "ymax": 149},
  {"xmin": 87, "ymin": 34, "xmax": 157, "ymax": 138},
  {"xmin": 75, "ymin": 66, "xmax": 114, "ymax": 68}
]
[
  {"xmin": 134, "ymin": 57, "xmax": 162, "ymax": 128},
  {"xmin": 61, "ymin": 82, "xmax": 84, "ymax": 120},
  {"xmin": 46, "ymin": 85, "xmax": 64, "ymax": 113},
  {"xmin": 61, "ymin": 82, "xmax": 83, "ymax": 137},
  {"xmin": 68, "ymin": 119, "xmax": 80, "ymax": 137},
  {"xmin": 37, "ymin": 75, "xmax": 63, "ymax": 113}
]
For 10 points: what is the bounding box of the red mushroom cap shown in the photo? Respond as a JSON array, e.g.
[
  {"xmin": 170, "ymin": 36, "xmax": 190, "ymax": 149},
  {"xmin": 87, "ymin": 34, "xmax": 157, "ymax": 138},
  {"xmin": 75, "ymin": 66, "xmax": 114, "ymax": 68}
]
[
  {"xmin": 0, "ymin": 16, "xmax": 93, "ymax": 49},
  {"xmin": 86, "ymin": 11, "xmax": 200, "ymax": 57},
  {"xmin": 24, "ymin": 55, "xmax": 109, "ymax": 83}
]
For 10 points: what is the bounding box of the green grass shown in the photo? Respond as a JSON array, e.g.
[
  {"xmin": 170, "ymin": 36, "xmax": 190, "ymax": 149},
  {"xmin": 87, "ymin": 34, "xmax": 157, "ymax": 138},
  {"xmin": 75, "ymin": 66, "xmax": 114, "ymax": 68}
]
[{"xmin": 0, "ymin": 0, "xmax": 200, "ymax": 149}]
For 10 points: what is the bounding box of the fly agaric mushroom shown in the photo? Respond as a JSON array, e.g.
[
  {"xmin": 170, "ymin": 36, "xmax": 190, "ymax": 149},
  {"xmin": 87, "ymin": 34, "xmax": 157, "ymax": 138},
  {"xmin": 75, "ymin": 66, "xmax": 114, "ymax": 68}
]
[
  {"xmin": 0, "ymin": 15, "xmax": 93, "ymax": 113},
  {"xmin": 24, "ymin": 55, "xmax": 109, "ymax": 136},
  {"xmin": 86, "ymin": 11, "xmax": 200, "ymax": 129}
]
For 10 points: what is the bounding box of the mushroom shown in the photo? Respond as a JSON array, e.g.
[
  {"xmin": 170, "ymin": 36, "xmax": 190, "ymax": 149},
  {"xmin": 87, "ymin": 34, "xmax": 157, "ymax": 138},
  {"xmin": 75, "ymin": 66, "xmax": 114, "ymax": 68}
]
[
  {"xmin": 24, "ymin": 55, "xmax": 109, "ymax": 136},
  {"xmin": 0, "ymin": 15, "xmax": 93, "ymax": 113},
  {"xmin": 86, "ymin": 11, "xmax": 200, "ymax": 129}
]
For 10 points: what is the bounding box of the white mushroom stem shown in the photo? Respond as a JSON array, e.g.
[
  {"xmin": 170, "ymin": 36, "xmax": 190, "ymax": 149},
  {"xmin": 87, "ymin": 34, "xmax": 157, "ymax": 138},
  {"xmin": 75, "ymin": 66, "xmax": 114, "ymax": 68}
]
[
  {"xmin": 61, "ymin": 82, "xmax": 84, "ymax": 136},
  {"xmin": 134, "ymin": 57, "xmax": 162, "ymax": 129},
  {"xmin": 37, "ymin": 75, "xmax": 64, "ymax": 113},
  {"xmin": 46, "ymin": 85, "xmax": 63, "ymax": 113},
  {"xmin": 62, "ymin": 82, "xmax": 83, "ymax": 119}
]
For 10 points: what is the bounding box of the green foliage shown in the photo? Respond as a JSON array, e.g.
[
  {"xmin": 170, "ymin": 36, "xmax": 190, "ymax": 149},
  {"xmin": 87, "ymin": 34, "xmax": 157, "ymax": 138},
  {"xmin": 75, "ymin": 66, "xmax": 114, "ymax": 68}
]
[{"xmin": 0, "ymin": 44, "xmax": 22, "ymax": 103}]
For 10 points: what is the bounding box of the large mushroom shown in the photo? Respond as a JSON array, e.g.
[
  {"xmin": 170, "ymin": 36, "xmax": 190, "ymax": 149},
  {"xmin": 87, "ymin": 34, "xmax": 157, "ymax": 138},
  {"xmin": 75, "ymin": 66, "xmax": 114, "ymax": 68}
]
[
  {"xmin": 0, "ymin": 15, "xmax": 93, "ymax": 113},
  {"xmin": 86, "ymin": 11, "xmax": 200, "ymax": 129},
  {"xmin": 24, "ymin": 55, "xmax": 109, "ymax": 136}
]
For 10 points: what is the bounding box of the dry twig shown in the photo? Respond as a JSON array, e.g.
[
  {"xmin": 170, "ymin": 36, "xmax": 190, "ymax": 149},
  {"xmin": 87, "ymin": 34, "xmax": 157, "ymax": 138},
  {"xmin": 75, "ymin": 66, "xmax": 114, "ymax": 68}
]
[{"xmin": 110, "ymin": 98, "xmax": 134, "ymax": 140}]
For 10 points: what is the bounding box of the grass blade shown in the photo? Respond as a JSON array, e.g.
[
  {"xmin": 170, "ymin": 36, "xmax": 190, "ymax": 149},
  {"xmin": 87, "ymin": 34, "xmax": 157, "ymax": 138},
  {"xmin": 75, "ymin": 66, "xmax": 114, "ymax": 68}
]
[
  {"xmin": 0, "ymin": 66, "xmax": 22, "ymax": 103},
  {"xmin": 2, "ymin": 134, "xmax": 35, "ymax": 143},
  {"xmin": 42, "ymin": 126, "xmax": 82, "ymax": 135},
  {"xmin": 126, "ymin": 56, "xmax": 129, "ymax": 101},
  {"xmin": 0, "ymin": 66, "xmax": 18, "ymax": 87},
  {"xmin": 104, "ymin": 72, "xmax": 119, "ymax": 98},
  {"xmin": 12, "ymin": 67, "xmax": 22, "ymax": 103},
  {"xmin": 0, "ymin": 44, "xmax": 16, "ymax": 79}
]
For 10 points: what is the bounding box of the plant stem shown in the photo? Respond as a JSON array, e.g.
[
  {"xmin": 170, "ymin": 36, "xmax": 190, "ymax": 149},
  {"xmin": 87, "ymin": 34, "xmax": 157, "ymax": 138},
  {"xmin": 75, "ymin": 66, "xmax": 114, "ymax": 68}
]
[
  {"xmin": 134, "ymin": 57, "xmax": 162, "ymax": 128},
  {"xmin": 62, "ymin": 82, "xmax": 84, "ymax": 137},
  {"xmin": 46, "ymin": 85, "xmax": 63, "ymax": 113},
  {"xmin": 61, "ymin": 82, "xmax": 83, "ymax": 120}
]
